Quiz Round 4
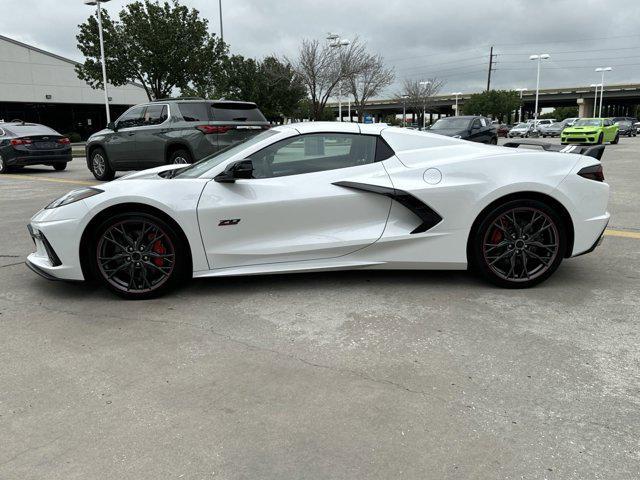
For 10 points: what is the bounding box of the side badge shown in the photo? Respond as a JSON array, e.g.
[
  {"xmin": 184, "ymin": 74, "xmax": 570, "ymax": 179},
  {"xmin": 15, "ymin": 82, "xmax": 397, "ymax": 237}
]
[{"xmin": 219, "ymin": 219, "xmax": 241, "ymax": 226}]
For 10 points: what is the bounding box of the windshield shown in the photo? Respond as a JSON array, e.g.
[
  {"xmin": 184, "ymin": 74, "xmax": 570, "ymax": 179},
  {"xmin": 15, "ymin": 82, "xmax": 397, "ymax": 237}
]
[
  {"xmin": 173, "ymin": 129, "xmax": 278, "ymax": 179},
  {"xmin": 514, "ymin": 123, "xmax": 529, "ymax": 129},
  {"xmin": 616, "ymin": 121, "xmax": 631, "ymax": 126},
  {"xmin": 431, "ymin": 117, "xmax": 470, "ymax": 130},
  {"xmin": 574, "ymin": 119, "xmax": 602, "ymax": 127}
]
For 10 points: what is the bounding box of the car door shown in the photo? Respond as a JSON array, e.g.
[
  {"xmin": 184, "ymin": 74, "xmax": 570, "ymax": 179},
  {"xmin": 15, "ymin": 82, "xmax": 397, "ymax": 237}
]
[
  {"xmin": 105, "ymin": 105, "xmax": 145, "ymax": 168},
  {"xmin": 603, "ymin": 119, "xmax": 616, "ymax": 141},
  {"xmin": 468, "ymin": 118, "xmax": 483, "ymax": 142},
  {"xmin": 135, "ymin": 103, "xmax": 169, "ymax": 168},
  {"xmin": 197, "ymin": 132, "xmax": 393, "ymax": 270}
]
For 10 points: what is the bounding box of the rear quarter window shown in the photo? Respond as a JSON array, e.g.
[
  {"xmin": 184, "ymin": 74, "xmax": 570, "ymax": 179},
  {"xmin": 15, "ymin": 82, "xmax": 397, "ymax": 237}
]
[
  {"xmin": 212, "ymin": 103, "xmax": 267, "ymax": 122},
  {"xmin": 177, "ymin": 102, "xmax": 210, "ymax": 122}
]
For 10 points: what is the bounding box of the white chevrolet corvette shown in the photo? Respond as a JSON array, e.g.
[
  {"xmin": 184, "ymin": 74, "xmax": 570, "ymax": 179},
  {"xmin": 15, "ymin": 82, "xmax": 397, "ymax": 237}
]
[{"xmin": 27, "ymin": 122, "xmax": 609, "ymax": 299}]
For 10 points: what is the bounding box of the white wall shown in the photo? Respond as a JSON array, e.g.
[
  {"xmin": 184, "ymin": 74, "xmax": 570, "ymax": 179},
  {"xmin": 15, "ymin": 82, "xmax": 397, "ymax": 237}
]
[{"xmin": 0, "ymin": 36, "xmax": 148, "ymax": 105}]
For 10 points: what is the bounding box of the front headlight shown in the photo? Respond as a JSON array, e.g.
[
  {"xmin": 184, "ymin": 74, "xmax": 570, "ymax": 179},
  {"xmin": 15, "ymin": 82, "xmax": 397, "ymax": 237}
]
[
  {"xmin": 45, "ymin": 187, "xmax": 103, "ymax": 209},
  {"xmin": 452, "ymin": 135, "xmax": 462, "ymax": 139}
]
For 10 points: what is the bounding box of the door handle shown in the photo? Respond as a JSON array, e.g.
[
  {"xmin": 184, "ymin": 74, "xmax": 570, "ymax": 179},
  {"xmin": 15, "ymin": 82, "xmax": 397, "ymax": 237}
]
[{"xmin": 128, "ymin": 132, "xmax": 135, "ymax": 136}]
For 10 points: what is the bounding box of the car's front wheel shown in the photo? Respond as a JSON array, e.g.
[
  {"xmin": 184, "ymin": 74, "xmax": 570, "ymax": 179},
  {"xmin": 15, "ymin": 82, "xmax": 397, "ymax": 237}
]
[
  {"xmin": 90, "ymin": 148, "xmax": 115, "ymax": 181},
  {"xmin": 0, "ymin": 156, "xmax": 8, "ymax": 174},
  {"xmin": 91, "ymin": 213, "xmax": 188, "ymax": 299},
  {"xmin": 470, "ymin": 199, "xmax": 566, "ymax": 288},
  {"xmin": 169, "ymin": 149, "xmax": 193, "ymax": 165},
  {"xmin": 611, "ymin": 133, "xmax": 619, "ymax": 144}
]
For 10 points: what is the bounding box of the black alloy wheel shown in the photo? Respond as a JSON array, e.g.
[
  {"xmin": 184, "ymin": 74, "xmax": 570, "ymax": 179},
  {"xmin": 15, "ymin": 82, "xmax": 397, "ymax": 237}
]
[
  {"xmin": 93, "ymin": 213, "xmax": 186, "ymax": 298},
  {"xmin": 471, "ymin": 200, "xmax": 566, "ymax": 288}
]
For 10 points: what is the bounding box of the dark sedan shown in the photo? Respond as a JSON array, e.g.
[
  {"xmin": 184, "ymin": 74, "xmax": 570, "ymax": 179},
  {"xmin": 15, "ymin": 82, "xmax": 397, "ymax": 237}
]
[
  {"xmin": 429, "ymin": 116, "xmax": 498, "ymax": 144},
  {"xmin": 0, "ymin": 122, "xmax": 71, "ymax": 174},
  {"xmin": 615, "ymin": 120, "xmax": 637, "ymax": 137}
]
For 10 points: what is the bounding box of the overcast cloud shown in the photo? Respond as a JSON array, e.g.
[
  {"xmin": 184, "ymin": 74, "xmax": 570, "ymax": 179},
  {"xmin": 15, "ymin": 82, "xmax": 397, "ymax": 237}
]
[{"xmin": 1, "ymin": 0, "xmax": 639, "ymax": 97}]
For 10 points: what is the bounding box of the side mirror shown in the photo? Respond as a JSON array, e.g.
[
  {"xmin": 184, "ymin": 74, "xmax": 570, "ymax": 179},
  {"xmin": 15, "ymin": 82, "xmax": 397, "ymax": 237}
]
[
  {"xmin": 214, "ymin": 159, "xmax": 254, "ymax": 183},
  {"xmin": 107, "ymin": 122, "xmax": 117, "ymax": 132}
]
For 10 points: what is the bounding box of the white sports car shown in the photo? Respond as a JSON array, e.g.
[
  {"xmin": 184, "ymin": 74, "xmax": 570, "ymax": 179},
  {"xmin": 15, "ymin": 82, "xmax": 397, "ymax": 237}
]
[{"xmin": 26, "ymin": 122, "xmax": 609, "ymax": 299}]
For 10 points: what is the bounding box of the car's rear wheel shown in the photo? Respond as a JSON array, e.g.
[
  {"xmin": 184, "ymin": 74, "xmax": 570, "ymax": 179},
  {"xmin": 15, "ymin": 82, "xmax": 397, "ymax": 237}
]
[
  {"xmin": 169, "ymin": 148, "xmax": 192, "ymax": 165},
  {"xmin": 90, "ymin": 148, "xmax": 115, "ymax": 181},
  {"xmin": 91, "ymin": 213, "xmax": 188, "ymax": 299},
  {"xmin": 53, "ymin": 162, "xmax": 67, "ymax": 171},
  {"xmin": 470, "ymin": 199, "xmax": 566, "ymax": 288},
  {"xmin": 0, "ymin": 156, "xmax": 7, "ymax": 174},
  {"xmin": 489, "ymin": 137, "xmax": 498, "ymax": 145}
]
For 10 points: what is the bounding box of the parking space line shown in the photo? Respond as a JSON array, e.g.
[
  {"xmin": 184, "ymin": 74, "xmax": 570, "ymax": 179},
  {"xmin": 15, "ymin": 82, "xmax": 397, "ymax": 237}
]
[
  {"xmin": 604, "ymin": 228, "xmax": 640, "ymax": 240},
  {"xmin": 0, "ymin": 174, "xmax": 97, "ymax": 186}
]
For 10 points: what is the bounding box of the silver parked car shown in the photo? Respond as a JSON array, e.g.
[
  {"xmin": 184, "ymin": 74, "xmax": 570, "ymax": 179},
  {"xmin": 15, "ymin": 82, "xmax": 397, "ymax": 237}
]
[{"xmin": 508, "ymin": 122, "xmax": 536, "ymax": 138}]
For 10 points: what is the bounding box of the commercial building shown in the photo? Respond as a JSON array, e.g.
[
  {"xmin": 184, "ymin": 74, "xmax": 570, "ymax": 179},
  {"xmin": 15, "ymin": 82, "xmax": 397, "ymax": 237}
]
[{"xmin": 0, "ymin": 34, "xmax": 148, "ymax": 139}]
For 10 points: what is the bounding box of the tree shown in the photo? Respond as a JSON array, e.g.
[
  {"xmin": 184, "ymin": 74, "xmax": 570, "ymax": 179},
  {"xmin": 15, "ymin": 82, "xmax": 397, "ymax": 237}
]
[
  {"xmin": 540, "ymin": 106, "xmax": 578, "ymax": 120},
  {"xmin": 397, "ymin": 78, "xmax": 444, "ymax": 126},
  {"xmin": 462, "ymin": 90, "xmax": 520, "ymax": 121},
  {"xmin": 347, "ymin": 53, "xmax": 394, "ymax": 122},
  {"xmin": 183, "ymin": 55, "xmax": 306, "ymax": 122},
  {"xmin": 76, "ymin": 0, "xmax": 227, "ymax": 100},
  {"xmin": 291, "ymin": 37, "xmax": 375, "ymax": 121}
]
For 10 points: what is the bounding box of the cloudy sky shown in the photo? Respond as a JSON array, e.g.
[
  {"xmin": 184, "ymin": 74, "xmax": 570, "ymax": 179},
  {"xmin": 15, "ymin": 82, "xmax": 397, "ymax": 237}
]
[{"xmin": 1, "ymin": 0, "xmax": 639, "ymax": 97}]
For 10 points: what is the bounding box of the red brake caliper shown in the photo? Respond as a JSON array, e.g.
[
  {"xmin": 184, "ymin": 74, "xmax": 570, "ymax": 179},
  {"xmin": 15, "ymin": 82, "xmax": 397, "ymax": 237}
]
[
  {"xmin": 491, "ymin": 226, "xmax": 503, "ymax": 244},
  {"xmin": 148, "ymin": 234, "xmax": 166, "ymax": 267}
]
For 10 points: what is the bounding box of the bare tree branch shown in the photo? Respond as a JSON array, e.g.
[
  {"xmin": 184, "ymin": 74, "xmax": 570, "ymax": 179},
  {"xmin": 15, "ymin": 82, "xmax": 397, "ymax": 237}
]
[{"xmin": 396, "ymin": 78, "xmax": 444, "ymax": 126}]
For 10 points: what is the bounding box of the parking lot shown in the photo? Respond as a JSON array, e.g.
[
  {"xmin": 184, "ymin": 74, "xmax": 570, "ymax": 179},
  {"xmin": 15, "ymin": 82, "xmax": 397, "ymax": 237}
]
[{"xmin": 1, "ymin": 137, "xmax": 639, "ymax": 479}]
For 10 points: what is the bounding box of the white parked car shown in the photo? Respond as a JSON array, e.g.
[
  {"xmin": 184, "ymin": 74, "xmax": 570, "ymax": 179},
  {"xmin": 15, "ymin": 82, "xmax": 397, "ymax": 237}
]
[{"xmin": 27, "ymin": 122, "xmax": 609, "ymax": 298}]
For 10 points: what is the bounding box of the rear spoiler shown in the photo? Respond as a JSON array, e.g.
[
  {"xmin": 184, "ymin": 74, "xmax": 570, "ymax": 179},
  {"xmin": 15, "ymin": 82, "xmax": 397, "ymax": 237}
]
[{"xmin": 503, "ymin": 140, "xmax": 605, "ymax": 161}]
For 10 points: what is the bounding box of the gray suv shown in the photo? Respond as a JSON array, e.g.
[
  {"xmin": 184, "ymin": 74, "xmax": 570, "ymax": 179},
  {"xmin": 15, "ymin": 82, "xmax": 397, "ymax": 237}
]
[{"xmin": 85, "ymin": 99, "xmax": 269, "ymax": 180}]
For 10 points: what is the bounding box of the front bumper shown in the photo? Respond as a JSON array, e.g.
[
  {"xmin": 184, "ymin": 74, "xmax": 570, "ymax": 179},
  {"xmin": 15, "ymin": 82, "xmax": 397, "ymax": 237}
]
[{"xmin": 561, "ymin": 133, "xmax": 599, "ymax": 144}]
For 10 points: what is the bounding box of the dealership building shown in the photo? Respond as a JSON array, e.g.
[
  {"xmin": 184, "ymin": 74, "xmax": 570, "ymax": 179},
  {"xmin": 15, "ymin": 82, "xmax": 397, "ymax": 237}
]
[{"xmin": 0, "ymin": 34, "xmax": 148, "ymax": 139}]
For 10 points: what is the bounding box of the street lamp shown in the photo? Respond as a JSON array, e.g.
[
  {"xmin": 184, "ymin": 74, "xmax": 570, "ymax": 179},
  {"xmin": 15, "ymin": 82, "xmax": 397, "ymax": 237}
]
[
  {"xmin": 419, "ymin": 80, "xmax": 431, "ymax": 129},
  {"xmin": 84, "ymin": 0, "xmax": 112, "ymax": 125},
  {"xmin": 595, "ymin": 67, "xmax": 612, "ymax": 118},
  {"xmin": 529, "ymin": 53, "xmax": 550, "ymax": 121},
  {"xmin": 451, "ymin": 92, "xmax": 462, "ymax": 117},
  {"xmin": 515, "ymin": 88, "xmax": 527, "ymax": 123},
  {"xmin": 590, "ymin": 83, "xmax": 602, "ymax": 118},
  {"xmin": 401, "ymin": 95, "xmax": 409, "ymax": 127},
  {"xmin": 327, "ymin": 33, "xmax": 350, "ymax": 122}
]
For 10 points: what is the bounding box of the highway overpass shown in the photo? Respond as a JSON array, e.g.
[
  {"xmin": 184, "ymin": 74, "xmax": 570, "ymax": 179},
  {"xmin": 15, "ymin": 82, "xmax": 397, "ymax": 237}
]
[{"xmin": 330, "ymin": 83, "xmax": 640, "ymax": 123}]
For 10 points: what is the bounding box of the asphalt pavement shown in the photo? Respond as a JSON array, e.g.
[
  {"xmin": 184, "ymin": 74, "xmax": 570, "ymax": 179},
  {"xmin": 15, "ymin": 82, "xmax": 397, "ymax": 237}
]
[{"xmin": 0, "ymin": 136, "xmax": 638, "ymax": 479}]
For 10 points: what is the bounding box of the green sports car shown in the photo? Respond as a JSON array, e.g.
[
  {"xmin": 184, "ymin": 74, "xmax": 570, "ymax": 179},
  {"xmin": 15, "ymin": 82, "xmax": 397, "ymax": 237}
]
[{"xmin": 561, "ymin": 118, "xmax": 619, "ymax": 145}]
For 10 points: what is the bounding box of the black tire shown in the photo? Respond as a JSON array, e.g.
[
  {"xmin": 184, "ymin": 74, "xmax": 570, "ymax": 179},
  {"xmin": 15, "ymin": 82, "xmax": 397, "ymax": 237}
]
[
  {"xmin": 53, "ymin": 162, "xmax": 67, "ymax": 171},
  {"xmin": 168, "ymin": 148, "xmax": 193, "ymax": 165},
  {"xmin": 0, "ymin": 156, "xmax": 8, "ymax": 174},
  {"xmin": 90, "ymin": 212, "xmax": 189, "ymax": 299},
  {"xmin": 611, "ymin": 133, "xmax": 619, "ymax": 144},
  {"xmin": 490, "ymin": 136, "xmax": 498, "ymax": 145},
  {"xmin": 90, "ymin": 147, "xmax": 115, "ymax": 181},
  {"xmin": 470, "ymin": 199, "xmax": 566, "ymax": 288},
  {"xmin": 597, "ymin": 132, "xmax": 604, "ymax": 144}
]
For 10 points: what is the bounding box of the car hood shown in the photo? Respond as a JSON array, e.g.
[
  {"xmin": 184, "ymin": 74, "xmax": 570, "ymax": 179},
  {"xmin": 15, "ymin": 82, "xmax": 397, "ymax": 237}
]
[
  {"xmin": 115, "ymin": 164, "xmax": 187, "ymax": 181},
  {"xmin": 563, "ymin": 126, "xmax": 601, "ymax": 133}
]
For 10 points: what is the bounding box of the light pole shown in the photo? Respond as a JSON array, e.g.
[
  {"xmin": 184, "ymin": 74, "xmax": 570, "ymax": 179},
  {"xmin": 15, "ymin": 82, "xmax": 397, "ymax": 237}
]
[
  {"xmin": 451, "ymin": 92, "xmax": 462, "ymax": 116},
  {"xmin": 515, "ymin": 88, "xmax": 527, "ymax": 123},
  {"xmin": 218, "ymin": 0, "xmax": 223, "ymax": 43},
  {"xmin": 419, "ymin": 80, "xmax": 431, "ymax": 129},
  {"xmin": 401, "ymin": 95, "xmax": 409, "ymax": 127},
  {"xmin": 590, "ymin": 83, "xmax": 602, "ymax": 118},
  {"xmin": 595, "ymin": 67, "xmax": 612, "ymax": 118},
  {"xmin": 529, "ymin": 54, "xmax": 550, "ymax": 121},
  {"xmin": 84, "ymin": 0, "xmax": 112, "ymax": 125},
  {"xmin": 327, "ymin": 33, "xmax": 350, "ymax": 122}
]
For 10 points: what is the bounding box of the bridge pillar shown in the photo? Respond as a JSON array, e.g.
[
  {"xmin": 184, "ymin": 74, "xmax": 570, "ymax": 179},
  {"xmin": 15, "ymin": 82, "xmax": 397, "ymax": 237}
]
[{"xmin": 578, "ymin": 97, "xmax": 595, "ymax": 118}]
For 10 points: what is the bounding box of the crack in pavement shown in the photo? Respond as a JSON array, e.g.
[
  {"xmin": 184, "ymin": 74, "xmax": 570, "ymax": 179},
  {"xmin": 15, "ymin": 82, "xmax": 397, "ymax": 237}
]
[{"xmin": 0, "ymin": 434, "xmax": 65, "ymax": 469}]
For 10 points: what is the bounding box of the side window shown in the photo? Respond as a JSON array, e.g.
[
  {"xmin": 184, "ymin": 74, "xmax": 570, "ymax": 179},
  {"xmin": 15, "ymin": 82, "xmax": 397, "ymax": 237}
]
[
  {"xmin": 116, "ymin": 106, "xmax": 145, "ymax": 129},
  {"xmin": 143, "ymin": 104, "xmax": 168, "ymax": 126},
  {"xmin": 472, "ymin": 119, "xmax": 481, "ymax": 129},
  {"xmin": 248, "ymin": 133, "xmax": 376, "ymax": 179},
  {"xmin": 479, "ymin": 118, "xmax": 488, "ymax": 127},
  {"xmin": 178, "ymin": 102, "xmax": 210, "ymax": 122}
]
